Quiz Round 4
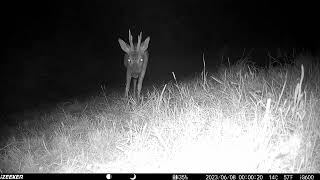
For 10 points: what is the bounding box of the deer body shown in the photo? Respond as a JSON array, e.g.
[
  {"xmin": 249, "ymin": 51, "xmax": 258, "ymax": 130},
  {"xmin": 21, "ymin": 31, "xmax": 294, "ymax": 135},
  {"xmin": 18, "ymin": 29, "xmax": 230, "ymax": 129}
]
[{"xmin": 118, "ymin": 30, "xmax": 150, "ymax": 99}]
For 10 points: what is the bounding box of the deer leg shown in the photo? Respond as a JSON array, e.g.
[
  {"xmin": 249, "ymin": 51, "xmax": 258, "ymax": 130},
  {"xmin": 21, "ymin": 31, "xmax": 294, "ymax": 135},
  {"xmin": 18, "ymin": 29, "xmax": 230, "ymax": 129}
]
[
  {"xmin": 125, "ymin": 72, "xmax": 131, "ymax": 98},
  {"xmin": 133, "ymin": 78, "xmax": 137, "ymax": 99}
]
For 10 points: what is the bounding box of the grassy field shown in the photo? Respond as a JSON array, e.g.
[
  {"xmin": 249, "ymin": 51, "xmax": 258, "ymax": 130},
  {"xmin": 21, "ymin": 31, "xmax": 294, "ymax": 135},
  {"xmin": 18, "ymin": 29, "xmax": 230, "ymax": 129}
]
[{"xmin": 0, "ymin": 54, "xmax": 319, "ymax": 173}]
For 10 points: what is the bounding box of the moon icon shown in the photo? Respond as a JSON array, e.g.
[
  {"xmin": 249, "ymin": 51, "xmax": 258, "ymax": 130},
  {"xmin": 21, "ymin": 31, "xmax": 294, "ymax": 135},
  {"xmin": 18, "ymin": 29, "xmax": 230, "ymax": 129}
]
[
  {"xmin": 130, "ymin": 174, "xmax": 136, "ymax": 180},
  {"xmin": 106, "ymin": 174, "xmax": 112, "ymax": 179}
]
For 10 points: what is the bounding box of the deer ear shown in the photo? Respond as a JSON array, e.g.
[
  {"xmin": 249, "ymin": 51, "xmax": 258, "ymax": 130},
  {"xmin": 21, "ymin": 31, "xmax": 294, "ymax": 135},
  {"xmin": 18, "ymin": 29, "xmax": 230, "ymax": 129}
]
[
  {"xmin": 140, "ymin": 37, "xmax": 150, "ymax": 52},
  {"xmin": 118, "ymin": 38, "xmax": 130, "ymax": 53}
]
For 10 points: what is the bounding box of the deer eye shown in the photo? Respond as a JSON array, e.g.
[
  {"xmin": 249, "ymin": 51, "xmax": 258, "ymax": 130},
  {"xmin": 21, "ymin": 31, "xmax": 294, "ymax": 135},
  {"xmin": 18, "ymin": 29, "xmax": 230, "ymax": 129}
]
[
  {"xmin": 128, "ymin": 59, "xmax": 131, "ymax": 62},
  {"xmin": 140, "ymin": 58, "xmax": 143, "ymax": 62}
]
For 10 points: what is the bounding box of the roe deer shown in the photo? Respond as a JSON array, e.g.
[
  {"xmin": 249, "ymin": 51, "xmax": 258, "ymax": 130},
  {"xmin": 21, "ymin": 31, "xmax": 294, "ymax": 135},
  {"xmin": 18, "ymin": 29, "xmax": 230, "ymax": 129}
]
[{"xmin": 118, "ymin": 30, "xmax": 150, "ymax": 99}]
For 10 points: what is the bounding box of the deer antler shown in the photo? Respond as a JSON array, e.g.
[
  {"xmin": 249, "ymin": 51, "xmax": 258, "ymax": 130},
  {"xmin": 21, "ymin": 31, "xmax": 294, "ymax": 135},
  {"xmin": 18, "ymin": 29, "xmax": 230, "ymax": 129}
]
[
  {"xmin": 129, "ymin": 29, "xmax": 134, "ymax": 51},
  {"xmin": 137, "ymin": 32, "xmax": 142, "ymax": 50}
]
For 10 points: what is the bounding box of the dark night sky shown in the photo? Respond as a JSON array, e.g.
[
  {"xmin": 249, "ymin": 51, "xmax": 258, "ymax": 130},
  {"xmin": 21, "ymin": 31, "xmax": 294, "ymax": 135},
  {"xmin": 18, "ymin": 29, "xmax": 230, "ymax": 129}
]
[{"xmin": 2, "ymin": 0, "xmax": 319, "ymax": 114}]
